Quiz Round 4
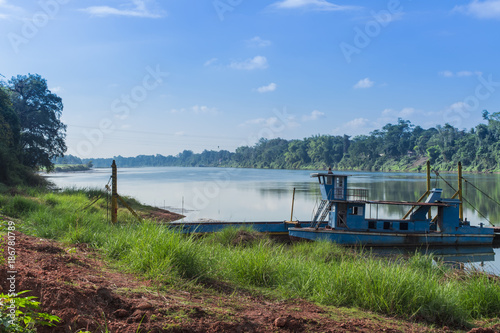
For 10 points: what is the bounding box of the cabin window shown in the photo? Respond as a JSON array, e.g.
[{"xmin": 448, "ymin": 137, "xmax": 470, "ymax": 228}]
[
  {"xmin": 352, "ymin": 206, "xmax": 363, "ymax": 216},
  {"xmin": 368, "ymin": 221, "xmax": 376, "ymax": 229},
  {"xmin": 383, "ymin": 222, "xmax": 391, "ymax": 230},
  {"xmin": 336, "ymin": 177, "xmax": 343, "ymax": 187},
  {"xmin": 399, "ymin": 222, "xmax": 408, "ymax": 231},
  {"xmin": 326, "ymin": 176, "xmax": 332, "ymax": 185}
]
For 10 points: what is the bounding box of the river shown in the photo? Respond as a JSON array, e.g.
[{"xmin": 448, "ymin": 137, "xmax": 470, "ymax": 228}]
[{"xmin": 46, "ymin": 166, "xmax": 500, "ymax": 275}]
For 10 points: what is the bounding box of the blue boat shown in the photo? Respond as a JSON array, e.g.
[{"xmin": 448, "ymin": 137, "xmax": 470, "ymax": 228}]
[
  {"xmin": 288, "ymin": 168, "xmax": 496, "ymax": 246},
  {"xmin": 168, "ymin": 162, "xmax": 498, "ymax": 246}
]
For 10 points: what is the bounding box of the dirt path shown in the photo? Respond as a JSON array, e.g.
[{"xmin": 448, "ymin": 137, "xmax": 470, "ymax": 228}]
[{"xmin": 0, "ymin": 232, "xmax": 494, "ymax": 333}]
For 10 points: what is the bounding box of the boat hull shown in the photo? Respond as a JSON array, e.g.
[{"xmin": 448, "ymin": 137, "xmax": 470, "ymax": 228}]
[
  {"xmin": 288, "ymin": 227, "xmax": 495, "ymax": 247},
  {"xmin": 168, "ymin": 221, "xmax": 326, "ymax": 236}
]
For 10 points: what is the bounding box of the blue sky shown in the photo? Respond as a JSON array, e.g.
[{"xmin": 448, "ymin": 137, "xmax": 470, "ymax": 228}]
[{"xmin": 1, "ymin": 0, "xmax": 500, "ymax": 158}]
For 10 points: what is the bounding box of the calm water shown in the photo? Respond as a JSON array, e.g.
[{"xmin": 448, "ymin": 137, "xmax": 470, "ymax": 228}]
[{"xmin": 46, "ymin": 167, "xmax": 500, "ymax": 275}]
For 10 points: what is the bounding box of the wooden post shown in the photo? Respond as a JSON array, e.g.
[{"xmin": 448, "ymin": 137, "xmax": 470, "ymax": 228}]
[
  {"xmin": 290, "ymin": 187, "xmax": 296, "ymax": 222},
  {"xmin": 111, "ymin": 160, "xmax": 118, "ymax": 224},
  {"xmin": 458, "ymin": 161, "xmax": 463, "ymax": 221},
  {"xmin": 427, "ymin": 160, "xmax": 431, "ymax": 219}
]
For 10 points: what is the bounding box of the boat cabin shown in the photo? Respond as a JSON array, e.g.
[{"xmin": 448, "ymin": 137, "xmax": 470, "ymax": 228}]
[
  {"xmin": 311, "ymin": 172, "xmax": 470, "ymax": 234},
  {"xmin": 312, "ymin": 172, "xmax": 348, "ymax": 201}
]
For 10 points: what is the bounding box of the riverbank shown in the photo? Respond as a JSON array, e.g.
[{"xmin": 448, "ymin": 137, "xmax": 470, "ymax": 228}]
[
  {"xmin": 52, "ymin": 164, "xmax": 92, "ymax": 172},
  {"xmin": 1, "ymin": 230, "xmax": 466, "ymax": 333},
  {"xmin": 1, "ymin": 187, "xmax": 500, "ymax": 331}
]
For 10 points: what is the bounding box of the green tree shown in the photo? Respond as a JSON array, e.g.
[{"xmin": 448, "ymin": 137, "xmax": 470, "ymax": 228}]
[
  {"xmin": 8, "ymin": 74, "xmax": 67, "ymax": 171},
  {"xmin": 0, "ymin": 86, "xmax": 22, "ymax": 184},
  {"xmin": 285, "ymin": 140, "xmax": 310, "ymax": 168},
  {"xmin": 381, "ymin": 118, "xmax": 413, "ymax": 157},
  {"xmin": 427, "ymin": 145, "xmax": 441, "ymax": 163}
]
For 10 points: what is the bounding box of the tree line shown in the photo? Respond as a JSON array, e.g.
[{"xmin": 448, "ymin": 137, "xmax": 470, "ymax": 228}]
[
  {"xmin": 0, "ymin": 74, "xmax": 66, "ymax": 185},
  {"xmin": 58, "ymin": 114, "xmax": 500, "ymax": 172}
]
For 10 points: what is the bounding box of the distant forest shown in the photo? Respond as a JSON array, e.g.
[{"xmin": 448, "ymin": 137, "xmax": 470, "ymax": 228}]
[{"xmin": 56, "ymin": 112, "xmax": 500, "ymax": 173}]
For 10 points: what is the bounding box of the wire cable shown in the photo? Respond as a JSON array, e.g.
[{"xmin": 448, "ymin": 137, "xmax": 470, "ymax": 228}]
[
  {"xmin": 433, "ymin": 171, "xmax": 492, "ymax": 225},
  {"xmin": 432, "ymin": 170, "xmax": 456, "ymax": 193},
  {"xmin": 462, "ymin": 177, "xmax": 500, "ymax": 208}
]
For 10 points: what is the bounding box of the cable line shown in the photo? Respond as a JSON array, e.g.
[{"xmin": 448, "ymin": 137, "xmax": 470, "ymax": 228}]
[
  {"xmin": 432, "ymin": 170, "xmax": 456, "ymax": 193},
  {"xmin": 433, "ymin": 170, "xmax": 492, "ymax": 225},
  {"xmin": 462, "ymin": 177, "xmax": 500, "ymax": 208},
  {"xmin": 461, "ymin": 195, "xmax": 492, "ymax": 225}
]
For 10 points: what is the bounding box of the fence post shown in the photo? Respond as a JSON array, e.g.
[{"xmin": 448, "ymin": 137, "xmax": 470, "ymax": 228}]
[{"xmin": 111, "ymin": 160, "xmax": 118, "ymax": 224}]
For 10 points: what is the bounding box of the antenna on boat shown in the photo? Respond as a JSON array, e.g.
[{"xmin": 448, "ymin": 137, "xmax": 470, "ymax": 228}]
[
  {"xmin": 458, "ymin": 161, "xmax": 464, "ymax": 221},
  {"xmin": 426, "ymin": 160, "xmax": 431, "ymax": 219}
]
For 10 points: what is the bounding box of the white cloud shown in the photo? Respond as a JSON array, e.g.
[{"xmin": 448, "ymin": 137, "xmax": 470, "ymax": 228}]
[
  {"xmin": 240, "ymin": 114, "xmax": 299, "ymax": 130},
  {"xmin": 81, "ymin": 0, "xmax": 164, "ymax": 18},
  {"xmin": 454, "ymin": 0, "xmax": 500, "ymax": 19},
  {"xmin": 302, "ymin": 110, "xmax": 325, "ymax": 121},
  {"xmin": 170, "ymin": 108, "xmax": 185, "ymax": 114},
  {"xmin": 170, "ymin": 105, "xmax": 219, "ymax": 116},
  {"xmin": 439, "ymin": 70, "xmax": 454, "ymax": 78},
  {"xmin": 399, "ymin": 107, "xmax": 415, "ymax": 117},
  {"xmin": 256, "ymin": 83, "xmax": 277, "ymax": 93},
  {"xmin": 230, "ymin": 56, "xmax": 268, "ymax": 70},
  {"xmin": 457, "ymin": 71, "xmax": 474, "ymax": 77},
  {"xmin": 174, "ymin": 131, "xmax": 185, "ymax": 136},
  {"xmin": 204, "ymin": 58, "xmax": 218, "ymax": 67},
  {"xmin": 353, "ymin": 78, "xmax": 374, "ymax": 89},
  {"xmin": 332, "ymin": 117, "xmax": 372, "ymax": 135},
  {"xmin": 270, "ymin": 0, "xmax": 358, "ymax": 11},
  {"xmin": 247, "ymin": 36, "xmax": 272, "ymax": 47},
  {"xmin": 381, "ymin": 107, "xmax": 417, "ymax": 118},
  {"xmin": 0, "ymin": 0, "xmax": 23, "ymax": 20},
  {"xmin": 191, "ymin": 105, "xmax": 219, "ymax": 116},
  {"xmin": 346, "ymin": 118, "xmax": 369, "ymax": 128},
  {"xmin": 49, "ymin": 86, "xmax": 62, "ymax": 93},
  {"xmin": 382, "ymin": 108, "xmax": 393, "ymax": 116},
  {"xmin": 439, "ymin": 70, "xmax": 482, "ymax": 77}
]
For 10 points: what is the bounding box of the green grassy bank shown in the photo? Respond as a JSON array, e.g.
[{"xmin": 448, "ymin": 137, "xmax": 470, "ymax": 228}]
[{"xmin": 1, "ymin": 187, "xmax": 500, "ymax": 328}]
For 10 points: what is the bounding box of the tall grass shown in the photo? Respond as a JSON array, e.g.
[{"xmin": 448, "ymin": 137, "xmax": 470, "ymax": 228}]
[{"xmin": 1, "ymin": 188, "xmax": 499, "ymax": 327}]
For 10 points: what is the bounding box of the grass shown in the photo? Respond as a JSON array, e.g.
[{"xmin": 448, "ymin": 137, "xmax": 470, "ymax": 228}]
[{"xmin": 1, "ymin": 187, "xmax": 500, "ymax": 328}]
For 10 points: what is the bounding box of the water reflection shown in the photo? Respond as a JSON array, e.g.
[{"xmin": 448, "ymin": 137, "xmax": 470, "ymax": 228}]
[
  {"xmin": 44, "ymin": 167, "xmax": 500, "ymax": 227},
  {"xmin": 45, "ymin": 167, "xmax": 500, "ymax": 275},
  {"xmin": 371, "ymin": 245, "xmax": 499, "ymax": 276}
]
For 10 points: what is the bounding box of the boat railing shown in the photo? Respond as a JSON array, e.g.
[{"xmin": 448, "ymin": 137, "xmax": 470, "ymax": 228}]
[{"xmin": 346, "ymin": 188, "xmax": 369, "ymax": 201}]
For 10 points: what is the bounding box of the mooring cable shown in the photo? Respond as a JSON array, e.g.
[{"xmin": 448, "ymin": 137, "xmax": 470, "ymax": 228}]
[
  {"xmin": 462, "ymin": 177, "xmax": 500, "ymax": 208},
  {"xmin": 432, "ymin": 170, "xmax": 456, "ymax": 193},
  {"xmin": 433, "ymin": 170, "xmax": 492, "ymax": 225}
]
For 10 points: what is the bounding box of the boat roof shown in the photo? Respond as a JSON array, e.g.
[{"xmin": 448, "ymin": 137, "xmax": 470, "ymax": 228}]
[
  {"xmin": 311, "ymin": 172, "xmax": 350, "ymax": 177},
  {"xmin": 346, "ymin": 199, "xmax": 451, "ymax": 207}
]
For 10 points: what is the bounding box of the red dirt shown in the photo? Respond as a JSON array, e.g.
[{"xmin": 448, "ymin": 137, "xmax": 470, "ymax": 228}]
[{"xmin": 1, "ymin": 232, "xmax": 498, "ymax": 333}]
